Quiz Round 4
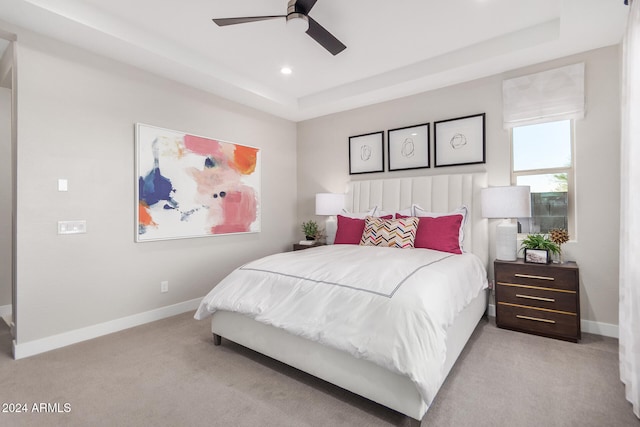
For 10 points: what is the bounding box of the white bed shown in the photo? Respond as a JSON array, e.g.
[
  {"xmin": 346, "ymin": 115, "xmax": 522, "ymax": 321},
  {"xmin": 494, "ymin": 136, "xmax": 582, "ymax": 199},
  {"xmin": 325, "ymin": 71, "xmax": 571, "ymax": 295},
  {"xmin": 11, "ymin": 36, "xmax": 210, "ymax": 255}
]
[{"xmin": 195, "ymin": 173, "xmax": 488, "ymax": 424}]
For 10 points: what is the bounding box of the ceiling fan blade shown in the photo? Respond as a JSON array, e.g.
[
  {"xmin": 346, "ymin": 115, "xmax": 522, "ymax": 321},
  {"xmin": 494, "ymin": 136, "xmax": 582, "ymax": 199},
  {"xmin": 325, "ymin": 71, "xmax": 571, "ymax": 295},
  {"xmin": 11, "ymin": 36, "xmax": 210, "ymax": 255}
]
[
  {"xmin": 294, "ymin": 0, "xmax": 318, "ymax": 14},
  {"xmin": 306, "ymin": 17, "xmax": 346, "ymax": 56},
  {"xmin": 212, "ymin": 16, "xmax": 285, "ymax": 27}
]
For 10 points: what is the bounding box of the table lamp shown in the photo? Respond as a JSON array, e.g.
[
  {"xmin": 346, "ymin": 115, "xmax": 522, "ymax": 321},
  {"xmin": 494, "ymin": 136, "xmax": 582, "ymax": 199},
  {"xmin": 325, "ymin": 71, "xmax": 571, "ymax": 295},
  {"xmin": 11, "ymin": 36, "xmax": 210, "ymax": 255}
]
[
  {"xmin": 481, "ymin": 186, "xmax": 531, "ymax": 261},
  {"xmin": 315, "ymin": 193, "xmax": 345, "ymax": 245}
]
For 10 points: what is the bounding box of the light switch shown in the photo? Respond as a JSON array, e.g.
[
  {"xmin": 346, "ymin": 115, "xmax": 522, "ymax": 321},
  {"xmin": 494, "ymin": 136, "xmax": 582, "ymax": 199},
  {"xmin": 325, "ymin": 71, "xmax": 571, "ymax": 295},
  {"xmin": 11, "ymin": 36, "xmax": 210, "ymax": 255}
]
[
  {"xmin": 58, "ymin": 220, "xmax": 87, "ymax": 235},
  {"xmin": 58, "ymin": 179, "xmax": 68, "ymax": 192}
]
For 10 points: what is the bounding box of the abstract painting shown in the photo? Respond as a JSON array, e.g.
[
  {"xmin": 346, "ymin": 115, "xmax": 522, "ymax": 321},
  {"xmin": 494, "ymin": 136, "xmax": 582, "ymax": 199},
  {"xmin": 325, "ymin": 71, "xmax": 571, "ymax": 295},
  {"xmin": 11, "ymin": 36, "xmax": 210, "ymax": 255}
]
[
  {"xmin": 135, "ymin": 124, "xmax": 261, "ymax": 242},
  {"xmin": 348, "ymin": 131, "xmax": 384, "ymax": 174},
  {"xmin": 434, "ymin": 113, "xmax": 486, "ymax": 167},
  {"xmin": 387, "ymin": 123, "xmax": 430, "ymax": 171}
]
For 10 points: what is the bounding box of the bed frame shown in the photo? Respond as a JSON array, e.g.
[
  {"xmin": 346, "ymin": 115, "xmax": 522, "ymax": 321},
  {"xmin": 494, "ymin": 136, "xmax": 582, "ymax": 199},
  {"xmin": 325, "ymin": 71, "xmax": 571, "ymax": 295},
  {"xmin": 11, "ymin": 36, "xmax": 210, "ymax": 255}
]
[{"xmin": 210, "ymin": 173, "xmax": 489, "ymax": 424}]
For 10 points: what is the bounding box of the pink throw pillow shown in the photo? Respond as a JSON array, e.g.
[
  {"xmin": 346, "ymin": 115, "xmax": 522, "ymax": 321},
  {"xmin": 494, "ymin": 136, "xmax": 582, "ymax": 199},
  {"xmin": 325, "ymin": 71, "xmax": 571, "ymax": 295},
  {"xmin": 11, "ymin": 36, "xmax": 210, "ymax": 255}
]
[
  {"xmin": 398, "ymin": 214, "xmax": 463, "ymax": 254},
  {"xmin": 335, "ymin": 214, "xmax": 393, "ymax": 245}
]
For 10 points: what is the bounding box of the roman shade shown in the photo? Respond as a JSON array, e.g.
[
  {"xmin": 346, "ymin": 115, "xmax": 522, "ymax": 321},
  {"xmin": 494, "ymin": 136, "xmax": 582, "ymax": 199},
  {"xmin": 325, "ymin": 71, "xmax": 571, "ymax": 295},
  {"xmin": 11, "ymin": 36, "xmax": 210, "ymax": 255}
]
[{"xmin": 502, "ymin": 62, "xmax": 585, "ymax": 128}]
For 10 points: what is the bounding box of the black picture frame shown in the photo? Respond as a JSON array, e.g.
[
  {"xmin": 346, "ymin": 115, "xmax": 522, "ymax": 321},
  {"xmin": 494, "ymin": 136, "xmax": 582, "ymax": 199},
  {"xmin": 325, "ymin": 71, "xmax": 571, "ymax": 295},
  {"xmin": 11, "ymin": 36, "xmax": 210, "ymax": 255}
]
[
  {"xmin": 434, "ymin": 113, "xmax": 486, "ymax": 167},
  {"xmin": 349, "ymin": 131, "xmax": 384, "ymax": 175},
  {"xmin": 387, "ymin": 123, "xmax": 430, "ymax": 171},
  {"xmin": 524, "ymin": 248, "xmax": 550, "ymax": 264}
]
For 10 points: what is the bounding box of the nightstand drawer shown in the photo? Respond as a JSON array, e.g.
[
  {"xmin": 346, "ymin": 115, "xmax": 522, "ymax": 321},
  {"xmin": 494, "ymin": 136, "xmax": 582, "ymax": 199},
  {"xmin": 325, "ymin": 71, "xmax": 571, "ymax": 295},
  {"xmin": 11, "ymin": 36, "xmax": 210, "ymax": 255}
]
[
  {"xmin": 497, "ymin": 303, "xmax": 579, "ymax": 342},
  {"xmin": 496, "ymin": 283, "xmax": 577, "ymax": 313},
  {"xmin": 495, "ymin": 263, "xmax": 577, "ymax": 291}
]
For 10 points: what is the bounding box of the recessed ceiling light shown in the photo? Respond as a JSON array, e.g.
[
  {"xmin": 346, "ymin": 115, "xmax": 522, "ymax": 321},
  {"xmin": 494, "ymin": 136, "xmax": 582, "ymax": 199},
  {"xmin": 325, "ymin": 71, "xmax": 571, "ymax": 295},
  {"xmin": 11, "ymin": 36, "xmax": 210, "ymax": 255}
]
[{"xmin": 281, "ymin": 67, "xmax": 292, "ymax": 75}]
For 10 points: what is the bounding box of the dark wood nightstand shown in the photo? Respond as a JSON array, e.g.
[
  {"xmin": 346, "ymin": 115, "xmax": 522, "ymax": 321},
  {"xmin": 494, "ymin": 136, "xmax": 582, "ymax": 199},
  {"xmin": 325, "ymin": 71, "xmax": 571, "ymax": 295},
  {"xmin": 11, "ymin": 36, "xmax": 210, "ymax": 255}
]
[
  {"xmin": 494, "ymin": 259, "xmax": 580, "ymax": 342},
  {"xmin": 293, "ymin": 242, "xmax": 324, "ymax": 251}
]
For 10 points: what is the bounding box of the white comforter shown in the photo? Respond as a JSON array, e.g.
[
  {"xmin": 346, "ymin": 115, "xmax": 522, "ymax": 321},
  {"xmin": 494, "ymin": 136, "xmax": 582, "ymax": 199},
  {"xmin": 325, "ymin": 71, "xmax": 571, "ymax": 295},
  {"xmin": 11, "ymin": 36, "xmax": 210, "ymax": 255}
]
[{"xmin": 195, "ymin": 245, "xmax": 488, "ymax": 405}]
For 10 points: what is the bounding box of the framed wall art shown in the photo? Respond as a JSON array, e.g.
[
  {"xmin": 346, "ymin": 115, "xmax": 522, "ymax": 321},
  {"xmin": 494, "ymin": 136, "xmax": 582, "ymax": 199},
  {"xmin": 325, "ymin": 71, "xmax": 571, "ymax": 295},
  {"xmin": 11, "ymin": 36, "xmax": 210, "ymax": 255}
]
[
  {"xmin": 434, "ymin": 113, "xmax": 486, "ymax": 167},
  {"xmin": 349, "ymin": 131, "xmax": 384, "ymax": 174},
  {"xmin": 387, "ymin": 123, "xmax": 430, "ymax": 171},
  {"xmin": 135, "ymin": 123, "xmax": 261, "ymax": 242},
  {"xmin": 524, "ymin": 248, "xmax": 550, "ymax": 264}
]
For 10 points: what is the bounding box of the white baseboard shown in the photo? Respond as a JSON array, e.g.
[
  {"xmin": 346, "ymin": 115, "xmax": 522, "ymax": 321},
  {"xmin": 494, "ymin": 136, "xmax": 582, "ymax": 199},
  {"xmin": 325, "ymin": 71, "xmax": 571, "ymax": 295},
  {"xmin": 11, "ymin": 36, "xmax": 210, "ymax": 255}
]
[
  {"xmin": 486, "ymin": 303, "xmax": 496, "ymax": 318},
  {"xmin": 10, "ymin": 299, "xmax": 619, "ymax": 360},
  {"xmin": 0, "ymin": 304, "xmax": 12, "ymax": 331},
  {"xmin": 0, "ymin": 304, "xmax": 11, "ymax": 318},
  {"xmin": 580, "ymin": 319, "xmax": 619, "ymax": 338},
  {"xmin": 487, "ymin": 303, "xmax": 618, "ymax": 339},
  {"xmin": 12, "ymin": 298, "xmax": 202, "ymax": 360}
]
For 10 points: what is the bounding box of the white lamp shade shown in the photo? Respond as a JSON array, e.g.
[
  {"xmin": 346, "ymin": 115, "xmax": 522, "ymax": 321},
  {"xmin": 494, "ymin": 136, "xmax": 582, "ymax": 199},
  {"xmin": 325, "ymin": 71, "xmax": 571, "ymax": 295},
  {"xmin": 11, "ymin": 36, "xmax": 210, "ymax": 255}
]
[
  {"xmin": 315, "ymin": 193, "xmax": 345, "ymax": 216},
  {"xmin": 481, "ymin": 186, "xmax": 531, "ymax": 219}
]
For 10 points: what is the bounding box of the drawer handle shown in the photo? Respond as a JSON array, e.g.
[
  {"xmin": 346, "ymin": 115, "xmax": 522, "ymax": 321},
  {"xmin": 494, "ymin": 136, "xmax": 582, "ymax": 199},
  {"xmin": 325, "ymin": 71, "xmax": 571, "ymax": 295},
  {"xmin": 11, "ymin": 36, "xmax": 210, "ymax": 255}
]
[
  {"xmin": 516, "ymin": 314, "xmax": 556, "ymax": 324},
  {"xmin": 516, "ymin": 294, "xmax": 555, "ymax": 303},
  {"xmin": 514, "ymin": 273, "xmax": 555, "ymax": 281}
]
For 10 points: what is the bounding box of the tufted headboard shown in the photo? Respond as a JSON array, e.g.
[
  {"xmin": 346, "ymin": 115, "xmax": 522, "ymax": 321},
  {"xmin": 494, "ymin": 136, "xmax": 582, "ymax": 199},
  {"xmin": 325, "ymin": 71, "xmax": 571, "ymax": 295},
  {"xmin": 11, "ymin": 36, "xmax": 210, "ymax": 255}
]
[{"xmin": 345, "ymin": 173, "xmax": 489, "ymax": 267}]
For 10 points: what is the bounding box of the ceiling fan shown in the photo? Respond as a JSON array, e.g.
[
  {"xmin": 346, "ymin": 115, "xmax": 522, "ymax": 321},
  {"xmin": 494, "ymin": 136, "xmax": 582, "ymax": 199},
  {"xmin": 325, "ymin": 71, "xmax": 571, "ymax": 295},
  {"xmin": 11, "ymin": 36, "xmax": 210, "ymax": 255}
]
[{"xmin": 212, "ymin": 0, "xmax": 346, "ymax": 56}]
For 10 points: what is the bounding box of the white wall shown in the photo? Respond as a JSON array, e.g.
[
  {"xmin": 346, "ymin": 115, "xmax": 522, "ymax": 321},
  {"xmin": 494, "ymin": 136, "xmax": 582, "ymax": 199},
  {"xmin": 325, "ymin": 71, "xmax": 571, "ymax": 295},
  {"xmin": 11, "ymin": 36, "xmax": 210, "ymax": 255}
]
[
  {"xmin": 12, "ymin": 29, "xmax": 298, "ymax": 344},
  {"xmin": 297, "ymin": 46, "xmax": 621, "ymax": 329}
]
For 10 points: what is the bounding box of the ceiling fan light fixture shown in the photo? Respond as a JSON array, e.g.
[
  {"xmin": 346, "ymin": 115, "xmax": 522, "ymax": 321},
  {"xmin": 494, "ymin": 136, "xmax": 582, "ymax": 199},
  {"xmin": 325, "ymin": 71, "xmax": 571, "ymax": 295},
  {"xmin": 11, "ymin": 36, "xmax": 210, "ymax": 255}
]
[
  {"xmin": 212, "ymin": 0, "xmax": 346, "ymax": 55},
  {"xmin": 286, "ymin": 13, "xmax": 309, "ymax": 33}
]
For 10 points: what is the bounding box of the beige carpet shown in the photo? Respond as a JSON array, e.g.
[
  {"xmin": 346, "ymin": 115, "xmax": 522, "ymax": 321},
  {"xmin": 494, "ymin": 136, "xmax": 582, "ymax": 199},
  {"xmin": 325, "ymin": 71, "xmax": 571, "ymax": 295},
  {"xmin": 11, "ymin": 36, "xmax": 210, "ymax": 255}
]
[{"xmin": 0, "ymin": 313, "xmax": 637, "ymax": 427}]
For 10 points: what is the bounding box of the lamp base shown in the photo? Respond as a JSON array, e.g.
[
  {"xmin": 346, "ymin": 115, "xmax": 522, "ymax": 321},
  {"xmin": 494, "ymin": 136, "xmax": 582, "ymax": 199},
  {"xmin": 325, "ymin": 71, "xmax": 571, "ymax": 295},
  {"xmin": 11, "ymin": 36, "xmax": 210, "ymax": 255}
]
[
  {"xmin": 325, "ymin": 216, "xmax": 337, "ymax": 245},
  {"xmin": 495, "ymin": 219, "xmax": 518, "ymax": 261}
]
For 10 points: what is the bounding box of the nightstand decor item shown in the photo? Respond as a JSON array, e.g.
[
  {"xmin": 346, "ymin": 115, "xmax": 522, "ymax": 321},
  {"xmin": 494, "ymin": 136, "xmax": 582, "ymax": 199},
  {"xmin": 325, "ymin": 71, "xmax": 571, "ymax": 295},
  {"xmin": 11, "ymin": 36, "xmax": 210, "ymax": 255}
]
[
  {"xmin": 524, "ymin": 248, "xmax": 549, "ymax": 264},
  {"xmin": 549, "ymin": 228, "xmax": 570, "ymax": 263},
  {"xmin": 315, "ymin": 193, "xmax": 345, "ymax": 245},
  {"xmin": 301, "ymin": 220, "xmax": 320, "ymax": 241},
  {"xmin": 481, "ymin": 186, "xmax": 531, "ymax": 261},
  {"xmin": 520, "ymin": 233, "xmax": 560, "ymax": 264}
]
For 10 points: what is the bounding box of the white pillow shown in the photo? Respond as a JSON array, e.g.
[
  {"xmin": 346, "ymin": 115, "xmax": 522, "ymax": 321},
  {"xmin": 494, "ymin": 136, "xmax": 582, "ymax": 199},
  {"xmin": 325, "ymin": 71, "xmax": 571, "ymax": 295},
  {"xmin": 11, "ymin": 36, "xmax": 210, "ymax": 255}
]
[
  {"xmin": 342, "ymin": 207, "xmax": 413, "ymax": 219},
  {"xmin": 340, "ymin": 207, "xmax": 377, "ymax": 219},
  {"xmin": 394, "ymin": 207, "xmax": 413, "ymax": 218},
  {"xmin": 375, "ymin": 209, "xmax": 395, "ymax": 218},
  {"xmin": 412, "ymin": 204, "xmax": 468, "ymax": 251}
]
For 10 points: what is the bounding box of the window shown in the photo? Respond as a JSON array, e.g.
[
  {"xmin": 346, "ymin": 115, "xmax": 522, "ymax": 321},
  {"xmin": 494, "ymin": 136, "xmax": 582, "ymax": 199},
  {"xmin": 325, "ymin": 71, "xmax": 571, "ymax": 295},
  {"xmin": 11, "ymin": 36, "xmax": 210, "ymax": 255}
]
[{"xmin": 511, "ymin": 119, "xmax": 574, "ymax": 236}]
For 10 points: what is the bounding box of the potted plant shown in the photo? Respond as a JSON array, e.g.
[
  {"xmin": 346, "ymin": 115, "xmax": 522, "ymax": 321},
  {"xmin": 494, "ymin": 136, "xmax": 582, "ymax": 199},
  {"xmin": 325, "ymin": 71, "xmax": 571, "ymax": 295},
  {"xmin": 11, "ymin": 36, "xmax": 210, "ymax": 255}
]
[
  {"xmin": 520, "ymin": 233, "xmax": 560, "ymax": 264},
  {"xmin": 301, "ymin": 220, "xmax": 320, "ymax": 241}
]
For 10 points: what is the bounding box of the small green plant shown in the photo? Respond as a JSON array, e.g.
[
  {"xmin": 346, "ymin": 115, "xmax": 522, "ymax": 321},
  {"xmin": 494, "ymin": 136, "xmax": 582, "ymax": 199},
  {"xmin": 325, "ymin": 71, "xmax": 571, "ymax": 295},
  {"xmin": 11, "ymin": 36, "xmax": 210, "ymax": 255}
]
[
  {"xmin": 301, "ymin": 220, "xmax": 320, "ymax": 240},
  {"xmin": 520, "ymin": 233, "xmax": 560, "ymax": 255}
]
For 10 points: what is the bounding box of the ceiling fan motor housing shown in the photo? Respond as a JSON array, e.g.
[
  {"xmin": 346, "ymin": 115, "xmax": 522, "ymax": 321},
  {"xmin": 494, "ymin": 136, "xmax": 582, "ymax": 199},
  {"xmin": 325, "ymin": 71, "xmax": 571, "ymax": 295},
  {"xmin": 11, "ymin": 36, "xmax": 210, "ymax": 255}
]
[
  {"xmin": 286, "ymin": 0, "xmax": 310, "ymax": 32},
  {"xmin": 287, "ymin": 0, "xmax": 307, "ymax": 15}
]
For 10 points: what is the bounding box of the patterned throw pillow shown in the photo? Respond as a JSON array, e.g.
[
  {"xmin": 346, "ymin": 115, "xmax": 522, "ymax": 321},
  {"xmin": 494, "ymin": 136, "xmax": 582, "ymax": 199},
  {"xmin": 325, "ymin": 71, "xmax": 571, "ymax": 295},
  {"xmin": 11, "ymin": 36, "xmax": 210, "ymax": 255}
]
[{"xmin": 359, "ymin": 216, "xmax": 419, "ymax": 249}]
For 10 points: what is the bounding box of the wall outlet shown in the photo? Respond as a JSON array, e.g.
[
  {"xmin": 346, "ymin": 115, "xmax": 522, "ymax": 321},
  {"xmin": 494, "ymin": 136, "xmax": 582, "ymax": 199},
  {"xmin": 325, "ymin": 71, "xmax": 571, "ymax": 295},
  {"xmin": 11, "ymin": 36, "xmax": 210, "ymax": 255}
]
[
  {"xmin": 160, "ymin": 281, "xmax": 169, "ymax": 293},
  {"xmin": 58, "ymin": 220, "xmax": 87, "ymax": 234}
]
